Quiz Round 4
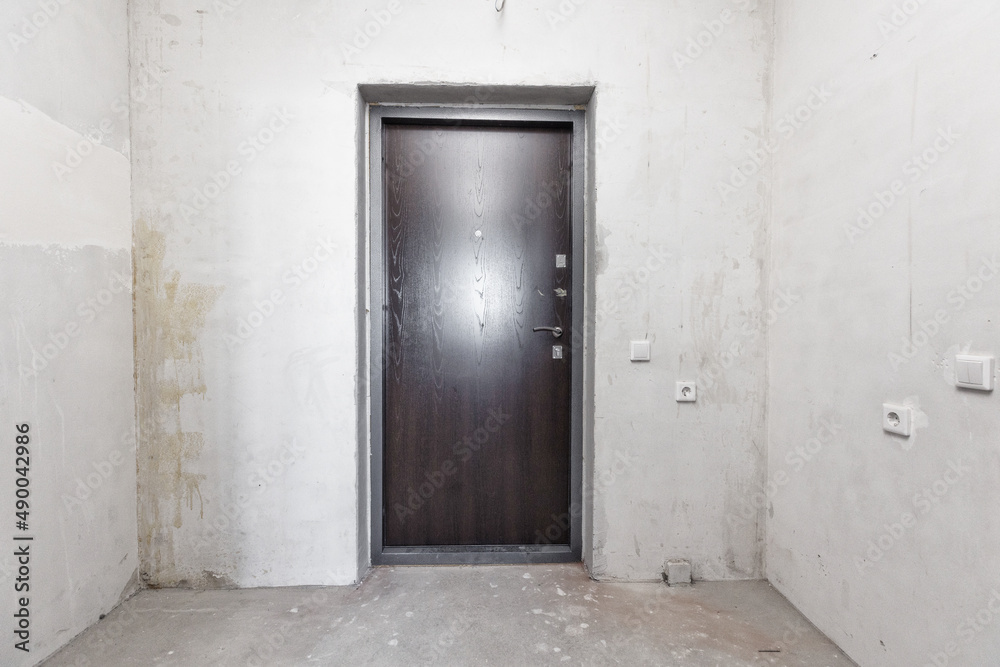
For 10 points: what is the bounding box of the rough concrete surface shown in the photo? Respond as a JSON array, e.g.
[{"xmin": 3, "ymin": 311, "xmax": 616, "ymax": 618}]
[
  {"xmin": 128, "ymin": 0, "xmax": 775, "ymax": 588},
  {"xmin": 767, "ymin": 2, "xmax": 1000, "ymax": 665},
  {"xmin": 42, "ymin": 565, "xmax": 853, "ymax": 666},
  {"xmin": 1, "ymin": 2, "xmax": 136, "ymax": 664}
]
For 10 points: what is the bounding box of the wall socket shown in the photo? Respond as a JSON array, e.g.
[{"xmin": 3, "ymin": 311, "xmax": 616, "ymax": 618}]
[
  {"xmin": 883, "ymin": 404, "xmax": 912, "ymax": 437},
  {"xmin": 676, "ymin": 382, "xmax": 697, "ymax": 402}
]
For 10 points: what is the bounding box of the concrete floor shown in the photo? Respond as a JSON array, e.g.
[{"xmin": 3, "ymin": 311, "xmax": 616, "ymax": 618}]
[{"xmin": 42, "ymin": 565, "xmax": 855, "ymax": 666}]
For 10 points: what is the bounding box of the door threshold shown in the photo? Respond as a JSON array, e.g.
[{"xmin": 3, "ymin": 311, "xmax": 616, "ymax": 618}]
[{"xmin": 377, "ymin": 545, "xmax": 578, "ymax": 566}]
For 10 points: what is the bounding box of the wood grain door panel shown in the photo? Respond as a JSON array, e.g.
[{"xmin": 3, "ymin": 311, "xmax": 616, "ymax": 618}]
[{"xmin": 382, "ymin": 123, "xmax": 573, "ymax": 548}]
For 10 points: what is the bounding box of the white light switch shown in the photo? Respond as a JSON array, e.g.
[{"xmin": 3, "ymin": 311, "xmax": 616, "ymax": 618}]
[
  {"xmin": 956, "ymin": 355, "xmax": 994, "ymax": 391},
  {"xmin": 630, "ymin": 341, "xmax": 651, "ymax": 362}
]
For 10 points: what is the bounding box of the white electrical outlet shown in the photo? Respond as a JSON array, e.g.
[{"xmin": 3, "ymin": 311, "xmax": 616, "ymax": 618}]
[
  {"xmin": 676, "ymin": 382, "xmax": 697, "ymax": 402},
  {"xmin": 883, "ymin": 404, "xmax": 912, "ymax": 437}
]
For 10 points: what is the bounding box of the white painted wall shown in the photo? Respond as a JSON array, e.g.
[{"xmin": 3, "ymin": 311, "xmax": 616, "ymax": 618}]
[
  {"xmin": 768, "ymin": 2, "xmax": 1000, "ymax": 665},
  {"xmin": 130, "ymin": 0, "xmax": 774, "ymax": 587},
  {"xmin": 0, "ymin": 0, "xmax": 137, "ymax": 664}
]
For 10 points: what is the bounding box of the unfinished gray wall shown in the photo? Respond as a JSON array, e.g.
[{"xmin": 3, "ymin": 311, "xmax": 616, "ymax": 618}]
[
  {"xmin": 769, "ymin": 2, "xmax": 1000, "ymax": 665},
  {"xmin": 0, "ymin": 0, "xmax": 137, "ymax": 664},
  {"xmin": 129, "ymin": 0, "xmax": 774, "ymax": 587}
]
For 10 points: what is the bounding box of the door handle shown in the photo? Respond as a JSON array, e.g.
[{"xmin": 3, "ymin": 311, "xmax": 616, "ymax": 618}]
[{"xmin": 532, "ymin": 326, "xmax": 563, "ymax": 338}]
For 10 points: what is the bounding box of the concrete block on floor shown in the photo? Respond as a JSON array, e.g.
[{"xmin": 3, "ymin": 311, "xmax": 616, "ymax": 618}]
[{"xmin": 665, "ymin": 558, "xmax": 693, "ymax": 586}]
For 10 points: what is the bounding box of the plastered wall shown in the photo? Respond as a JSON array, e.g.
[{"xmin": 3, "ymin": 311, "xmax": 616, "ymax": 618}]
[
  {"xmin": 0, "ymin": 0, "xmax": 137, "ymax": 664},
  {"xmin": 130, "ymin": 0, "xmax": 774, "ymax": 587},
  {"xmin": 768, "ymin": 2, "xmax": 1000, "ymax": 665}
]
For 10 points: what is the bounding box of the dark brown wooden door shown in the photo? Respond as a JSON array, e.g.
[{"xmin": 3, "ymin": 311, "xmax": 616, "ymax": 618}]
[{"xmin": 382, "ymin": 122, "xmax": 573, "ymax": 548}]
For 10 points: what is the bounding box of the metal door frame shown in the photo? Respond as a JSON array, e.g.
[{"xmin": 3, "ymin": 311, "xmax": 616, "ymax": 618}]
[{"xmin": 369, "ymin": 105, "xmax": 585, "ymax": 565}]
